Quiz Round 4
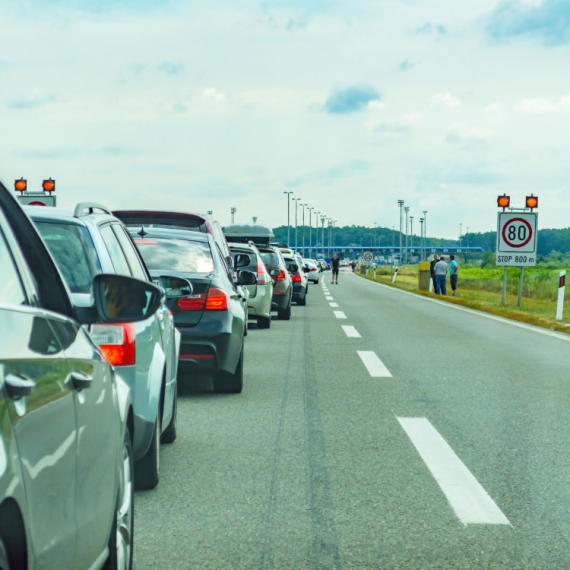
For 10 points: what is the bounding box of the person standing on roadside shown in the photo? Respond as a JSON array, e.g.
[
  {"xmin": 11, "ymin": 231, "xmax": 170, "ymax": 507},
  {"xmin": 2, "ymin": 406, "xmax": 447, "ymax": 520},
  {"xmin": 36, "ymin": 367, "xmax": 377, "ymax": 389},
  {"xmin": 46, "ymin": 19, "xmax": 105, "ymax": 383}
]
[
  {"xmin": 434, "ymin": 255, "xmax": 448, "ymax": 295},
  {"xmin": 430, "ymin": 254, "xmax": 439, "ymax": 292},
  {"xmin": 449, "ymin": 255, "xmax": 459, "ymax": 296},
  {"xmin": 331, "ymin": 253, "xmax": 340, "ymax": 285}
]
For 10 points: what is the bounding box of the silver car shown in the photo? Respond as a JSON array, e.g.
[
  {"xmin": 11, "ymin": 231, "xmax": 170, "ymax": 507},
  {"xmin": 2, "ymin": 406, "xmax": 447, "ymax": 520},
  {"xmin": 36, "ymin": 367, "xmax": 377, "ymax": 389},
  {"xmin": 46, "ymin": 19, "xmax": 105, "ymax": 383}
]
[
  {"xmin": 27, "ymin": 203, "xmax": 181, "ymax": 490},
  {"xmin": 302, "ymin": 259, "xmax": 320, "ymax": 284},
  {"xmin": 229, "ymin": 242, "xmax": 273, "ymax": 329}
]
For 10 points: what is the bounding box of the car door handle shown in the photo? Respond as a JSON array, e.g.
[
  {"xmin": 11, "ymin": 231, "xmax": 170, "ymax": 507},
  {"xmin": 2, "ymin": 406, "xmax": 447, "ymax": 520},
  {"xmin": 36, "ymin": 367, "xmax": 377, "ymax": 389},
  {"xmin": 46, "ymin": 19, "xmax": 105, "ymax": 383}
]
[
  {"xmin": 4, "ymin": 374, "xmax": 35, "ymax": 399},
  {"xmin": 67, "ymin": 371, "xmax": 93, "ymax": 391}
]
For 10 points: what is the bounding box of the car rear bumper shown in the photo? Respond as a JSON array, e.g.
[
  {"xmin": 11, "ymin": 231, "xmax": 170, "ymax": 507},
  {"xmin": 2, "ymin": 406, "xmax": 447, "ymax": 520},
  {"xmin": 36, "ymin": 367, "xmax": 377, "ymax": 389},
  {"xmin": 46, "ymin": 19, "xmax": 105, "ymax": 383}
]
[
  {"xmin": 271, "ymin": 291, "xmax": 289, "ymax": 311},
  {"xmin": 292, "ymin": 284, "xmax": 306, "ymax": 300}
]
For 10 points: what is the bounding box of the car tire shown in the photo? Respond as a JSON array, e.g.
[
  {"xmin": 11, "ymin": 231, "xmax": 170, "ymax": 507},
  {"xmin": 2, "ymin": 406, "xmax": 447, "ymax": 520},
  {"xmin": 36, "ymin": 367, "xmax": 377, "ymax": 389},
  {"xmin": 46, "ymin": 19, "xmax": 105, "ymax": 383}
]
[
  {"xmin": 104, "ymin": 425, "xmax": 134, "ymax": 570},
  {"xmin": 298, "ymin": 293, "xmax": 306, "ymax": 306},
  {"xmin": 277, "ymin": 301, "xmax": 291, "ymax": 320},
  {"xmin": 214, "ymin": 346, "xmax": 243, "ymax": 394},
  {"xmin": 161, "ymin": 385, "xmax": 177, "ymax": 444},
  {"xmin": 135, "ymin": 411, "xmax": 160, "ymax": 490},
  {"xmin": 0, "ymin": 536, "xmax": 10, "ymax": 570},
  {"xmin": 257, "ymin": 316, "xmax": 271, "ymax": 329}
]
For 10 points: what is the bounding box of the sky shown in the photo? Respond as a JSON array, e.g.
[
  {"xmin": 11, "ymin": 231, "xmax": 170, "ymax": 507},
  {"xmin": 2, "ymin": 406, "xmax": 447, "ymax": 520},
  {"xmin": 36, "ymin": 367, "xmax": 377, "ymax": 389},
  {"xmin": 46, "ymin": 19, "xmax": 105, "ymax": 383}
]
[{"xmin": 1, "ymin": 0, "xmax": 570, "ymax": 239}]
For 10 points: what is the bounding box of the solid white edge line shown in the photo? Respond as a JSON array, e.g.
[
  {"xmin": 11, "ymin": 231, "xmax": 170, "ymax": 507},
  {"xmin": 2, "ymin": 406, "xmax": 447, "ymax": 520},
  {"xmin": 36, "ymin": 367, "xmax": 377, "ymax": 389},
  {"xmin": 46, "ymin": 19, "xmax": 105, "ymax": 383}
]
[
  {"xmin": 357, "ymin": 275, "xmax": 570, "ymax": 343},
  {"xmin": 397, "ymin": 417, "xmax": 511, "ymax": 526},
  {"xmin": 357, "ymin": 350, "xmax": 392, "ymax": 377},
  {"xmin": 333, "ymin": 311, "xmax": 347, "ymax": 319},
  {"xmin": 342, "ymin": 325, "xmax": 361, "ymax": 338}
]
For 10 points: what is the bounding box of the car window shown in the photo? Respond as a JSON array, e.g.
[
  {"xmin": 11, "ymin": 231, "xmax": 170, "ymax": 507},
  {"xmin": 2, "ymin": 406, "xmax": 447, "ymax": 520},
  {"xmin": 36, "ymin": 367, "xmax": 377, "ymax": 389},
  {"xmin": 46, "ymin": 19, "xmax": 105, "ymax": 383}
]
[
  {"xmin": 231, "ymin": 249, "xmax": 257, "ymax": 273},
  {"xmin": 215, "ymin": 244, "xmax": 233, "ymax": 281},
  {"xmin": 100, "ymin": 224, "xmax": 132, "ymax": 277},
  {"xmin": 0, "ymin": 227, "xmax": 27, "ymax": 305},
  {"xmin": 35, "ymin": 221, "xmax": 102, "ymax": 294},
  {"xmin": 259, "ymin": 251, "xmax": 280, "ymax": 266},
  {"xmin": 134, "ymin": 238, "xmax": 214, "ymax": 273},
  {"xmin": 111, "ymin": 225, "xmax": 148, "ymax": 281}
]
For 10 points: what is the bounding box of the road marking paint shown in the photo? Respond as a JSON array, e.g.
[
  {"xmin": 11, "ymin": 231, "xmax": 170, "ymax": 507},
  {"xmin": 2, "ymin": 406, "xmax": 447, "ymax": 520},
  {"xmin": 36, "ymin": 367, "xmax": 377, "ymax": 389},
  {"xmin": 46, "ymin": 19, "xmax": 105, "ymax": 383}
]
[
  {"xmin": 342, "ymin": 325, "xmax": 361, "ymax": 338},
  {"xmin": 333, "ymin": 311, "xmax": 346, "ymax": 319},
  {"xmin": 397, "ymin": 417, "xmax": 510, "ymax": 526},
  {"xmin": 329, "ymin": 302, "xmax": 339, "ymax": 307},
  {"xmin": 326, "ymin": 296, "xmax": 334, "ymax": 301},
  {"xmin": 357, "ymin": 351, "xmax": 392, "ymax": 377},
  {"xmin": 359, "ymin": 277, "xmax": 570, "ymax": 344}
]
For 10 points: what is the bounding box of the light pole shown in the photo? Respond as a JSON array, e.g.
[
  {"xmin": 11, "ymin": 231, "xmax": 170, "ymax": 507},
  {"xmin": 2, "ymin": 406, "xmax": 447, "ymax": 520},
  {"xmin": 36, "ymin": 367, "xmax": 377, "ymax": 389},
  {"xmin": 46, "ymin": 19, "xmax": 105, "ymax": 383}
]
[
  {"xmin": 231, "ymin": 207, "xmax": 236, "ymax": 224},
  {"xmin": 207, "ymin": 210, "xmax": 213, "ymax": 215},
  {"xmin": 398, "ymin": 200, "xmax": 404, "ymax": 264},
  {"xmin": 423, "ymin": 210, "xmax": 428, "ymax": 256},
  {"xmin": 321, "ymin": 215, "xmax": 326, "ymax": 257},
  {"xmin": 419, "ymin": 218, "xmax": 424, "ymax": 260},
  {"xmin": 300, "ymin": 203, "xmax": 306, "ymax": 257},
  {"xmin": 404, "ymin": 206, "xmax": 410, "ymax": 263},
  {"xmin": 293, "ymin": 198, "xmax": 301, "ymax": 251},
  {"xmin": 410, "ymin": 216, "xmax": 414, "ymax": 252},
  {"xmin": 308, "ymin": 207, "xmax": 314, "ymax": 256},
  {"xmin": 283, "ymin": 191, "xmax": 293, "ymax": 245},
  {"xmin": 253, "ymin": 216, "xmax": 257, "ymax": 223}
]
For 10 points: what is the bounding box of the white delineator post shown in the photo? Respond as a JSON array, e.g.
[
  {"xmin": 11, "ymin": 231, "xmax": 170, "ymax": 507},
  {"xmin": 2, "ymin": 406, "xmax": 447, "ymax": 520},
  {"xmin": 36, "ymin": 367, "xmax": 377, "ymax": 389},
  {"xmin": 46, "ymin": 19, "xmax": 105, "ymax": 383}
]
[
  {"xmin": 556, "ymin": 270, "xmax": 566, "ymax": 321},
  {"xmin": 392, "ymin": 268, "xmax": 398, "ymax": 283}
]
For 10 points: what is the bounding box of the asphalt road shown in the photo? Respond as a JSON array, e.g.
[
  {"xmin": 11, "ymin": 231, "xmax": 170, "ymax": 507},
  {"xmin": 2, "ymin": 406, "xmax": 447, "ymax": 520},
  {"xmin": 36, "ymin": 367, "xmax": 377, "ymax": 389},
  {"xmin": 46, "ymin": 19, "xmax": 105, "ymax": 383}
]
[{"xmin": 134, "ymin": 269, "xmax": 570, "ymax": 569}]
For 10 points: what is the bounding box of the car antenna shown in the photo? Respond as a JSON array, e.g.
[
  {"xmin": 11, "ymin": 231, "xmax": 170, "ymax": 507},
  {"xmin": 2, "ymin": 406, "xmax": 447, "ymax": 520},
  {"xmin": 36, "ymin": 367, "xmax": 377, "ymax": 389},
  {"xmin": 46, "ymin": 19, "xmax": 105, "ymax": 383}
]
[{"xmin": 137, "ymin": 226, "xmax": 148, "ymax": 238}]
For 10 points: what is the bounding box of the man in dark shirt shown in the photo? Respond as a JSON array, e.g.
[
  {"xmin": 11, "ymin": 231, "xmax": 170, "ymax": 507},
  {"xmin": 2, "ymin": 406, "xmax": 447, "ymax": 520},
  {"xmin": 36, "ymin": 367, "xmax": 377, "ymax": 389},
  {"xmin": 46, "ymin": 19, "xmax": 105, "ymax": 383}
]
[
  {"xmin": 331, "ymin": 253, "xmax": 340, "ymax": 285},
  {"xmin": 429, "ymin": 254, "xmax": 439, "ymax": 292}
]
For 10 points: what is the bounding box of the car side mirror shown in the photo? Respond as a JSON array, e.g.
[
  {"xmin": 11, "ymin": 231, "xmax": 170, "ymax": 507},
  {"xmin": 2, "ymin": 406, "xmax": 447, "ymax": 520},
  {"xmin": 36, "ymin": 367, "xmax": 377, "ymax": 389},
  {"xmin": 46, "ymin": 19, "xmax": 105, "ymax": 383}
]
[
  {"xmin": 269, "ymin": 269, "xmax": 280, "ymax": 277},
  {"xmin": 234, "ymin": 254, "xmax": 251, "ymax": 268},
  {"xmin": 158, "ymin": 276, "xmax": 193, "ymax": 298},
  {"xmin": 90, "ymin": 274, "xmax": 164, "ymax": 324},
  {"xmin": 288, "ymin": 263, "xmax": 298, "ymax": 273},
  {"xmin": 303, "ymin": 266, "xmax": 310, "ymax": 273},
  {"xmin": 238, "ymin": 270, "xmax": 257, "ymax": 286}
]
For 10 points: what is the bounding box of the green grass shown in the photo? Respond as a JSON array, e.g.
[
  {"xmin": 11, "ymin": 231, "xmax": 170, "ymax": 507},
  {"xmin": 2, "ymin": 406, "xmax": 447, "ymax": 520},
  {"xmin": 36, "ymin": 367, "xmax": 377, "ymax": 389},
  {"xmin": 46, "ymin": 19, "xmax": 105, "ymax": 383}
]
[{"xmin": 357, "ymin": 268, "xmax": 570, "ymax": 334}]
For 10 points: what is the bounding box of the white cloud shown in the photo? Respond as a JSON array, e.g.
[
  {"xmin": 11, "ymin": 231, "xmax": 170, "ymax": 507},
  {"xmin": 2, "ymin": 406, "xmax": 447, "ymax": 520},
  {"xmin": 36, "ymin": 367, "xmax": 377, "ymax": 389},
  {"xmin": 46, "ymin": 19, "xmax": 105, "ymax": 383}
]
[
  {"xmin": 431, "ymin": 92, "xmax": 461, "ymax": 109},
  {"xmin": 202, "ymin": 88, "xmax": 226, "ymax": 102},
  {"xmin": 516, "ymin": 96, "xmax": 570, "ymax": 113},
  {"xmin": 446, "ymin": 123, "xmax": 494, "ymax": 144}
]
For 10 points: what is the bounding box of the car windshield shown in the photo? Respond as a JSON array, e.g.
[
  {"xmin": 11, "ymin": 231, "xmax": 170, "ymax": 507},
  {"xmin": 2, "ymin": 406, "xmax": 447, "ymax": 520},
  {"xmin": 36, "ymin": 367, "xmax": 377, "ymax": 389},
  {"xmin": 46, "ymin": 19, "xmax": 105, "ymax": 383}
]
[
  {"xmin": 35, "ymin": 221, "xmax": 102, "ymax": 293},
  {"xmin": 259, "ymin": 251, "xmax": 280, "ymax": 266},
  {"xmin": 134, "ymin": 238, "xmax": 214, "ymax": 273}
]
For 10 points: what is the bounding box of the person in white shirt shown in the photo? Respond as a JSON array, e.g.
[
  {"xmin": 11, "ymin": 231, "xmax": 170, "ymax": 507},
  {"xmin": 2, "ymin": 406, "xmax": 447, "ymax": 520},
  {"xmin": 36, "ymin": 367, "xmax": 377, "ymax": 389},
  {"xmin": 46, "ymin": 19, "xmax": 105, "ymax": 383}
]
[{"xmin": 434, "ymin": 256, "xmax": 448, "ymax": 295}]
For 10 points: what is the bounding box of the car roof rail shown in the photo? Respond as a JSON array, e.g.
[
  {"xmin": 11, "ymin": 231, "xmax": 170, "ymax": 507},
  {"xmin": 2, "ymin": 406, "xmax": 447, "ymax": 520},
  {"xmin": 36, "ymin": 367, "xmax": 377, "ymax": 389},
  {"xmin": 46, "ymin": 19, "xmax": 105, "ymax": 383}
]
[{"xmin": 74, "ymin": 202, "xmax": 112, "ymax": 218}]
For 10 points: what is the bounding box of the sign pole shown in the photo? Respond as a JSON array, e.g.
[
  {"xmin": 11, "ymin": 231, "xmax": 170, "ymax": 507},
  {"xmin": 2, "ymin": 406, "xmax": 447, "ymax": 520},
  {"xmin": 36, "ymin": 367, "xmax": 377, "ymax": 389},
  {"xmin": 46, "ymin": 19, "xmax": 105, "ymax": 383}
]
[
  {"xmin": 517, "ymin": 267, "xmax": 525, "ymax": 308},
  {"xmin": 501, "ymin": 267, "xmax": 507, "ymax": 306},
  {"xmin": 556, "ymin": 270, "xmax": 566, "ymax": 321}
]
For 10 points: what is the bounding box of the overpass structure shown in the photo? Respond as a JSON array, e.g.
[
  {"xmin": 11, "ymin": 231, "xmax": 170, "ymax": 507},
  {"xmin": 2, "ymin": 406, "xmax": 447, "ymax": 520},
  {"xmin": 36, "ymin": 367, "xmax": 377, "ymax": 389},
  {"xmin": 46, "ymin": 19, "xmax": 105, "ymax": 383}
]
[{"xmin": 296, "ymin": 245, "xmax": 484, "ymax": 259}]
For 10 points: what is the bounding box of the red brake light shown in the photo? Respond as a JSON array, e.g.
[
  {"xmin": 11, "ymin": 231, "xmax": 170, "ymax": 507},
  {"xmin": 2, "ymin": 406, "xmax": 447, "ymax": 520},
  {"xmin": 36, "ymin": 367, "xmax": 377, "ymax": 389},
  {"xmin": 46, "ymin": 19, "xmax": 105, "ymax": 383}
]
[
  {"xmin": 311, "ymin": 267, "xmax": 317, "ymax": 271},
  {"xmin": 292, "ymin": 273, "xmax": 302, "ymax": 282},
  {"xmin": 271, "ymin": 270, "xmax": 286, "ymax": 281},
  {"xmin": 90, "ymin": 323, "xmax": 135, "ymax": 366},
  {"xmin": 178, "ymin": 294, "xmax": 207, "ymax": 311},
  {"xmin": 206, "ymin": 287, "xmax": 228, "ymax": 311},
  {"xmin": 256, "ymin": 259, "xmax": 266, "ymax": 285}
]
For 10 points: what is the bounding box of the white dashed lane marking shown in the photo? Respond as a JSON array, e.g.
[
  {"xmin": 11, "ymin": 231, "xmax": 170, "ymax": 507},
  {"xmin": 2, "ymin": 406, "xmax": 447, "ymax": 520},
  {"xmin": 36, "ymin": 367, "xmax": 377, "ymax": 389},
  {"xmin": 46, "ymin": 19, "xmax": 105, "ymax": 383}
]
[
  {"xmin": 329, "ymin": 302, "xmax": 339, "ymax": 307},
  {"xmin": 333, "ymin": 311, "xmax": 347, "ymax": 319},
  {"xmin": 397, "ymin": 417, "xmax": 510, "ymax": 526},
  {"xmin": 342, "ymin": 326, "xmax": 361, "ymax": 338},
  {"xmin": 357, "ymin": 351, "xmax": 392, "ymax": 377}
]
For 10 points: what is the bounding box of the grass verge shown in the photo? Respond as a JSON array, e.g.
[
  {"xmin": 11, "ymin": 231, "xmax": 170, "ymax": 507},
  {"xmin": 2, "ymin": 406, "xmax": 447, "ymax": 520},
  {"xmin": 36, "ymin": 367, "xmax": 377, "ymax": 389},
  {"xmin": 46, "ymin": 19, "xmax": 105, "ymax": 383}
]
[{"xmin": 356, "ymin": 270, "xmax": 570, "ymax": 335}]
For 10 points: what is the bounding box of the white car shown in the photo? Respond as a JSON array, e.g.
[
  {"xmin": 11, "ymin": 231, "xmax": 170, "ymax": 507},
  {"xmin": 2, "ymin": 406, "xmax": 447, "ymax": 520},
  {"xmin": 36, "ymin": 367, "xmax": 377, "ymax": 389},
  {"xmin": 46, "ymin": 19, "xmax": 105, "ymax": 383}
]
[{"xmin": 302, "ymin": 259, "xmax": 320, "ymax": 284}]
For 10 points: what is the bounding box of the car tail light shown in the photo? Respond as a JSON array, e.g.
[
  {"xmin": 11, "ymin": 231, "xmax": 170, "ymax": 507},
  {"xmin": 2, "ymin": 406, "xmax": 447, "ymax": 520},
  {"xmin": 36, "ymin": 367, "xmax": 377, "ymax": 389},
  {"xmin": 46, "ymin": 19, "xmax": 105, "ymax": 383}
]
[
  {"xmin": 271, "ymin": 270, "xmax": 286, "ymax": 281},
  {"xmin": 178, "ymin": 294, "xmax": 207, "ymax": 311},
  {"xmin": 292, "ymin": 273, "xmax": 302, "ymax": 282},
  {"xmin": 206, "ymin": 287, "xmax": 229, "ymax": 311},
  {"xmin": 256, "ymin": 259, "xmax": 266, "ymax": 285},
  {"xmin": 90, "ymin": 323, "xmax": 136, "ymax": 366},
  {"xmin": 311, "ymin": 267, "xmax": 317, "ymax": 271}
]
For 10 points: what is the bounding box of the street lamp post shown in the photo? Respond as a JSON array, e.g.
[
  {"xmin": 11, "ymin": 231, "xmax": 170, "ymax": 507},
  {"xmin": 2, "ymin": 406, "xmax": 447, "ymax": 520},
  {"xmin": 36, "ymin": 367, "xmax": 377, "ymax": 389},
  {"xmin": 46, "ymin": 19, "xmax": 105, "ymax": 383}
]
[
  {"xmin": 404, "ymin": 206, "xmax": 409, "ymax": 264},
  {"xmin": 294, "ymin": 198, "xmax": 301, "ymax": 251},
  {"xmin": 231, "ymin": 207, "xmax": 236, "ymax": 224},
  {"xmin": 308, "ymin": 207, "xmax": 313, "ymax": 256},
  {"xmin": 398, "ymin": 200, "xmax": 404, "ymax": 264},
  {"xmin": 283, "ymin": 192, "xmax": 293, "ymax": 245},
  {"xmin": 321, "ymin": 216, "xmax": 326, "ymax": 257},
  {"xmin": 419, "ymin": 218, "xmax": 424, "ymax": 260},
  {"xmin": 409, "ymin": 216, "xmax": 414, "ymax": 253},
  {"xmin": 423, "ymin": 210, "xmax": 428, "ymax": 257},
  {"xmin": 301, "ymin": 203, "xmax": 306, "ymax": 257}
]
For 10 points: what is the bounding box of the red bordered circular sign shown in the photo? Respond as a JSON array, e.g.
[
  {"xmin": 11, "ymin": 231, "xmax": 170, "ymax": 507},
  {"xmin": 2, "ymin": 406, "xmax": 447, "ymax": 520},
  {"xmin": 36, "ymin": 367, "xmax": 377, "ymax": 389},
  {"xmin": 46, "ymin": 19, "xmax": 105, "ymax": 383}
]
[{"xmin": 502, "ymin": 217, "xmax": 532, "ymax": 248}]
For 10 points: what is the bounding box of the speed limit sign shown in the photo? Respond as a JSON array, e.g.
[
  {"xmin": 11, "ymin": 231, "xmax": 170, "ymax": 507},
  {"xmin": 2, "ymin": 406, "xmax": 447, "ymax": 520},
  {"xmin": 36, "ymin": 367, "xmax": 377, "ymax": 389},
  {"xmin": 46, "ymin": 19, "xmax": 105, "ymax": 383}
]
[
  {"xmin": 363, "ymin": 252, "xmax": 373, "ymax": 263},
  {"xmin": 496, "ymin": 212, "xmax": 538, "ymax": 266}
]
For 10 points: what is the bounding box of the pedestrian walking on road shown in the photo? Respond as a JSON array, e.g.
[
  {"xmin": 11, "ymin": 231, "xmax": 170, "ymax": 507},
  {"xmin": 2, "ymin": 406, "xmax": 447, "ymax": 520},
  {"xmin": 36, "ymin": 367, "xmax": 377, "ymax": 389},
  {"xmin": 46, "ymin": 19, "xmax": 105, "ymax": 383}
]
[
  {"xmin": 430, "ymin": 254, "xmax": 439, "ymax": 292},
  {"xmin": 434, "ymin": 256, "xmax": 448, "ymax": 295},
  {"xmin": 331, "ymin": 253, "xmax": 340, "ymax": 284},
  {"xmin": 449, "ymin": 255, "xmax": 459, "ymax": 296}
]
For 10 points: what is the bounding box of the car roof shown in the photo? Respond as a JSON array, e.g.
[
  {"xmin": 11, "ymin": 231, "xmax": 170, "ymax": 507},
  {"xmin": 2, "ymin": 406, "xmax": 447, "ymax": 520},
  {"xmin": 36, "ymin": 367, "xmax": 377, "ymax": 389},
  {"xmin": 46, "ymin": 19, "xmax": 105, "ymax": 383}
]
[
  {"xmin": 127, "ymin": 226, "xmax": 210, "ymax": 242},
  {"xmin": 229, "ymin": 242, "xmax": 258, "ymax": 252},
  {"xmin": 24, "ymin": 204, "xmax": 119, "ymax": 227}
]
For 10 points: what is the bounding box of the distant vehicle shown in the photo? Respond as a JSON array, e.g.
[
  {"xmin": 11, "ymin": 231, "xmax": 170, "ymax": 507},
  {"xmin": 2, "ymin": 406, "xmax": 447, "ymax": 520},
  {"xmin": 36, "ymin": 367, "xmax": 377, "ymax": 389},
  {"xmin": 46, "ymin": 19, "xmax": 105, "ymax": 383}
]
[
  {"xmin": 0, "ymin": 181, "xmax": 165, "ymax": 569},
  {"xmin": 257, "ymin": 244, "xmax": 293, "ymax": 320},
  {"xmin": 229, "ymin": 242, "xmax": 273, "ymax": 329},
  {"xmin": 302, "ymin": 259, "xmax": 320, "ymax": 283},
  {"xmin": 28, "ymin": 203, "xmax": 183, "ymax": 490},
  {"xmin": 283, "ymin": 253, "xmax": 307, "ymax": 306},
  {"xmin": 129, "ymin": 226, "xmax": 257, "ymax": 393}
]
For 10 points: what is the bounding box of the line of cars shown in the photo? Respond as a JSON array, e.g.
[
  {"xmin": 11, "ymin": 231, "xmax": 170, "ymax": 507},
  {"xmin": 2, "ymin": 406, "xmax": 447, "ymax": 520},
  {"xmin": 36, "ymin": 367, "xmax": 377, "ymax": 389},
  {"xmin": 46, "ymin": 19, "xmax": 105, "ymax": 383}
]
[{"xmin": 0, "ymin": 182, "xmax": 327, "ymax": 570}]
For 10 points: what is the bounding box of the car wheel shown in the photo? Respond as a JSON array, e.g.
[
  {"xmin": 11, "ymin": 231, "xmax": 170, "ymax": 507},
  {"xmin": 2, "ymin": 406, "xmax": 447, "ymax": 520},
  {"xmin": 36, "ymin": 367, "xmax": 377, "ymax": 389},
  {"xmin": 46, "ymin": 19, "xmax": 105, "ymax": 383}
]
[
  {"xmin": 257, "ymin": 316, "xmax": 271, "ymax": 329},
  {"xmin": 0, "ymin": 536, "xmax": 9, "ymax": 570},
  {"xmin": 277, "ymin": 301, "xmax": 291, "ymax": 320},
  {"xmin": 214, "ymin": 347, "xmax": 243, "ymax": 394},
  {"xmin": 135, "ymin": 411, "xmax": 160, "ymax": 490},
  {"xmin": 161, "ymin": 385, "xmax": 177, "ymax": 444},
  {"xmin": 104, "ymin": 425, "xmax": 134, "ymax": 570},
  {"xmin": 298, "ymin": 293, "xmax": 307, "ymax": 306}
]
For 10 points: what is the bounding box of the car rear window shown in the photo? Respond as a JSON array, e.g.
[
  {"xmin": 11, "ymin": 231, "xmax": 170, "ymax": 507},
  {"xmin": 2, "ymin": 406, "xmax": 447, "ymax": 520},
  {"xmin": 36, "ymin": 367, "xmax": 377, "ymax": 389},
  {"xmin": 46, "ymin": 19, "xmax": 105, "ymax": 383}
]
[
  {"xmin": 35, "ymin": 221, "xmax": 102, "ymax": 293},
  {"xmin": 134, "ymin": 238, "xmax": 214, "ymax": 273},
  {"xmin": 259, "ymin": 251, "xmax": 280, "ymax": 266}
]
